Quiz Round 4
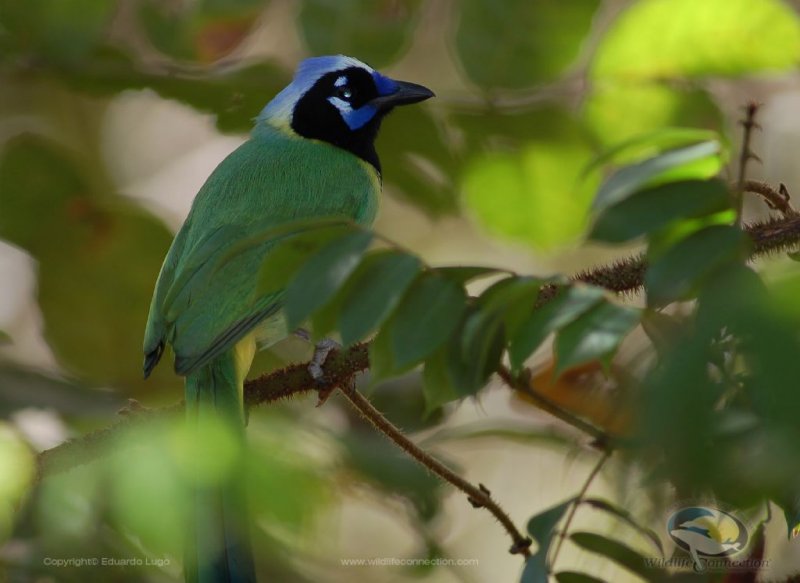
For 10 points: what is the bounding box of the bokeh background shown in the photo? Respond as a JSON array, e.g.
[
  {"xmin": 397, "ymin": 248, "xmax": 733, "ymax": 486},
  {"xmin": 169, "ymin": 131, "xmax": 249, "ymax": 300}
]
[{"xmin": 3, "ymin": 0, "xmax": 800, "ymax": 581}]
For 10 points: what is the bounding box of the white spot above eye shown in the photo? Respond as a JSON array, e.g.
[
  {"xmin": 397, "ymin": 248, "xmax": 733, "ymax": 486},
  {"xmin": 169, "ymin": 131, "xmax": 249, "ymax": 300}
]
[{"xmin": 334, "ymin": 75, "xmax": 348, "ymax": 87}]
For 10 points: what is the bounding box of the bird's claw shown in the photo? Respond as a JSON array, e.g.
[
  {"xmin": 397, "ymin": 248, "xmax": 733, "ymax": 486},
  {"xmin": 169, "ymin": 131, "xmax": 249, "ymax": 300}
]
[{"xmin": 308, "ymin": 338, "xmax": 341, "ymax": 406}]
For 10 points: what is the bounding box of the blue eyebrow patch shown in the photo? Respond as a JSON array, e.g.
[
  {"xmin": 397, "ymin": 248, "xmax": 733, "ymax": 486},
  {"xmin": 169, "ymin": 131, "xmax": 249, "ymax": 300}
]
[
  {"xmin": 342, "ymin": 104, "xmax": 378, "ymax": 130},
  {"xmin": 373, "ymin": 72, "xmax": 399, "ymax": 96}
]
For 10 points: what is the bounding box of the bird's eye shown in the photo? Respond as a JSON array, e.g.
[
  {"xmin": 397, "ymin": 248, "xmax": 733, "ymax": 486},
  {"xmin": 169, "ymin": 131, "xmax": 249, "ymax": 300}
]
[{"xmin": 335, "ymin": 86, "xmax": 354, "ymax": 101}]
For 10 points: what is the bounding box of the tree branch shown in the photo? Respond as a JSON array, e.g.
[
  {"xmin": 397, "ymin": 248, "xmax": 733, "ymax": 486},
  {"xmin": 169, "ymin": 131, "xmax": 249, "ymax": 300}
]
[
  {"xmin": 736, "ymin": 101, "xmax": 761, "ymax": 227},
  {"xmin": 743, "ymin": 180, "xmax": 796, "ymax": 217},
  {"xmin": 339, "ymin": 383, "xmax": 532, "ymax": 556}
]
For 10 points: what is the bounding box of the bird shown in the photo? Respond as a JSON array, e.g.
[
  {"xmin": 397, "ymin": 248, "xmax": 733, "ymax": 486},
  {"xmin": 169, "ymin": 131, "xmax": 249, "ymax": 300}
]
[{"xmin": 142, "ymin": 55, "xmax": 434, "ymax": 583}]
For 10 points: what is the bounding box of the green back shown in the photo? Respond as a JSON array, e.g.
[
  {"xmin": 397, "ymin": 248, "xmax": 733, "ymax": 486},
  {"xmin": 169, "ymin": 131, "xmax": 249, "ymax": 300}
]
[{"xmin": 144, "ymin": 123, "xmax": 380, "ymax": 375}]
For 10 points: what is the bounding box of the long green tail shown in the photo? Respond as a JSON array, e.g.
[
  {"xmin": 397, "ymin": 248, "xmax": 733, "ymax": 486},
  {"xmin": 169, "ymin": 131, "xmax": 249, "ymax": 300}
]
[{"xmin": 184, "ymin": 351, "xmax": 256, "ymax": 583}]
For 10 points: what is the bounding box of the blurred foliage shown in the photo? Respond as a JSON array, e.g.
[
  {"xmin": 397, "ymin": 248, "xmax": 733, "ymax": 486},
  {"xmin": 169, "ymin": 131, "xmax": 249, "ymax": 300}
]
[
  {"xmin": 455, "ymin": 0, "xmax": 600, "ymax": 89},
  {"xmin": 2, "ymin": 0, "xmax": 800, "ymax": 582},
  {"xmin": 137, "ymin": 0, "xmax": 264, "ymax": 63},
  {"xmin": 298, "ymin": 0, "xmax": 422, "ymax": 68}
]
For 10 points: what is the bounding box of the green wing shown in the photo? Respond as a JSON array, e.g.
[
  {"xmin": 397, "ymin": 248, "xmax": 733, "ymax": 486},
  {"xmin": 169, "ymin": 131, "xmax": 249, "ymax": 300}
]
[{"xmin": 144, "ymin": 126, "xmax": 379, "ymax": 377}]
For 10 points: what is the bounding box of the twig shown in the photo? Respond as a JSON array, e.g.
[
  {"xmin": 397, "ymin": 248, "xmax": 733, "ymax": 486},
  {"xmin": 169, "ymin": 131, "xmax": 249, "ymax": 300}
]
[
  {"xmin": 338, "ymin": 382, "xmax": 532, "ymax": 556},
  {"xmin": 548, "ymin": 450, "xmax": 612, "ymax": 570},
  {"xmin": 736, "ymin": 102, "xmax": 761, "ymax": 227},
  {"xmin": 496, "ymin": 366, "xmax": 610, "ymax": 447},
  {"xmin": 743, "ymin": 180, "xmax": 797, "ymax": 216}
]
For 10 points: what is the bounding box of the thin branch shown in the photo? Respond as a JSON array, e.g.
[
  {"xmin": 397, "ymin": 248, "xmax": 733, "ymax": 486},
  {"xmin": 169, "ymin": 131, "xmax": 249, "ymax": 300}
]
[
  {"xmin": 544, "ymin": 213, "xmax": 800, "ymax": 304},
  {"xmin": 743, "ymin": 180, "xmax": 797, "ymax": 217},
  {"xmin": 548, "ymin": 450, "xmax": 612, "ymax": 570},
  {"xmin": 735, "ymin": 102, "xmax": 761, "ymax": 227},
  {"xmin": 496, "ymin": 366, "xmax": 610, "ymax": 447},
  {"xmin": 339, "ymin": 383, "xmax": 532, "ymax": 556}
]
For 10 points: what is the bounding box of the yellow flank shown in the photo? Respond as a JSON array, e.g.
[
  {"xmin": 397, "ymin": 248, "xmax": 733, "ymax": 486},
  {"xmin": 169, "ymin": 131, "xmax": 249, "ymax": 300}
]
[{"xmin": 233, "ymin": 333, "xmax": 257, "ymax": 404}]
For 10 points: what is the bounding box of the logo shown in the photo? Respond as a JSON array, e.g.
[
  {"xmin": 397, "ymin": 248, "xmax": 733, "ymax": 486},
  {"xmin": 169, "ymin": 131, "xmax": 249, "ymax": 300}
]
[{"xmin": 667, "ymin": 505, "xmax": 749, "ymax": 571}]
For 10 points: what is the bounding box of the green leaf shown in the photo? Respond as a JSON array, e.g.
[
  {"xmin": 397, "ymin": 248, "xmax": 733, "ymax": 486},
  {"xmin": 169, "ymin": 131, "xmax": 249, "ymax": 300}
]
[
  {"xmin": 472, "ymin": 276, "xmax": 542, "ymax": 334},
  {"xmin": 584, "ymin": 84, "xmax": 723, "ymax": 149},
  {"xmin": 369, "ymin": 324, "xmax": 397, "ymax": 383},
  {"xmin": 249, "ymin": 222, "xmax": 353, "ymax": 298},
  {"xmin": 555, "ymin": 572, "xmax": 606, "ymax": 583},
  {"xmin": 310, "ymin": 249, "xmax": 415, "ymax": 341},
  {"xmin": 527, "ymin": 498, "xmax": 576, "ymax": 545},
  {"xmin": 284, "ymin": 230, "xmax": 373, "ymax": 330},
  {"xmin": 0, "ymin": 330, "xmax": 10, "ymax": 345},
  {"xmin": 592, "ymin": 141, "xmax": 722, "ymax": 212},
  {"xmin": 645, "ymin": 225, "xmax": 748, "ymax": 307},
  {"xmin": 447, "ymin": 277, "xmax": 542, "ymax": 394},
  {"xmin": 436, "ymin": 266, "xmax": 507, "ymax": 285},
  {"xmin": 339, "ymin": 251, "xmax": 422, "ymax": 346},
  {"xmin": 555, "ymin": 301, "xmax": 641, "ymax": 374},
  {"xmin": 463, "ymin": 129, "xmax": 597, "ymax": 249},
  {"xmin": 298, "ymin": 0, "xmax": 421, "ymax": 68},
  {"xmin": 456, "ymin": 0, "xmax": 601, "ymax": 89},
  {"xmin": 389, "ymin": 273, "xmax": 467, "ymax": 369},
  {"xmin": 582, "ymin": 498, "xmax": 663, "ymax": 554},
  {"xmin": 592, "ymin": 0, "xmax": 800, "ymax": 80},
  {"xmin": 233, "ymin": 217, "xmax": 352, "ymax": 263},
  {"xmin": 590, "ymin": 179, "xmax": 732, "ymax": 243},
  {"xmin": 450, "ymin": 307, "xmax": 506, "ymax": 396},
  {"xmin": 521, "ymin": 498, "xmax": 577, "ymax": 583},
  {"xmin": 569, "ymin": 532, "xmax": 663, "ymax": 579},
  {"xmin": 509, "ymin": 285, "xmax": 607, "ymax": 371},
  {"xmin": 520, "ymin": 558, "xmax": 548, "ymax": 583},
  {"xmin": 422, "ymin": 348, "xmax": 460, "ymax": 414},
  {"xmin": 583, "ymin": 128, "xmax": 721, "ymax": 177}
]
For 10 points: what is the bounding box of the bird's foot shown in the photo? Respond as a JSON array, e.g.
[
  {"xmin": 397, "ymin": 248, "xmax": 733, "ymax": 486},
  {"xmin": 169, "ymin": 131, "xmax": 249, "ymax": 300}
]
[{"xmin": 308, "ymin": 338, "xmax": 342, "ymax": 407}]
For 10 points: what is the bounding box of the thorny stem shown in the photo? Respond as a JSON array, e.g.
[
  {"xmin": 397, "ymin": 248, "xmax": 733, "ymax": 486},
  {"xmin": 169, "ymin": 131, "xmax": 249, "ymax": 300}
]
[
  {"xmin": 548, "ymin": 450, "xmax": 612, "ymax": 571},
  {"xmin": 736, "ymin": 102, "xmax": 761, "ymax": 227},
  {"xmin": 339, "ymin": 383, "xmax": 532, "ymax": 557}
]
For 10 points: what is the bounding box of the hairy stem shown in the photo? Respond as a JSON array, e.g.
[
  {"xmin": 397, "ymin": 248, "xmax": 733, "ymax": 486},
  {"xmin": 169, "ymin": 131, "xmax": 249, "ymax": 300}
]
[
  {"xmin": 339, "ymin": 382, "xmax": 532, "ymax": 556},
  {"xmin": 736, "ymin": 102, "xmax": 760, "ymax": 227}
]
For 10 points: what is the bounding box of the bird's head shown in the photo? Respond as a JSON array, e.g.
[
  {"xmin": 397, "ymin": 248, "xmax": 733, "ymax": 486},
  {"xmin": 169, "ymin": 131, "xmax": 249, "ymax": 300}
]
[{"xmin": 258, "ymin": 55, "xmax": 434, "ymax": 172}]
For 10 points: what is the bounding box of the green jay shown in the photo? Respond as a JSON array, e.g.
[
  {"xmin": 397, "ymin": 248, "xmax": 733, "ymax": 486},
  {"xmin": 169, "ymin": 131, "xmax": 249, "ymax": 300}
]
[{"xmin": 142, "ymin": 55, "xmax": 434, "ymax": 583}]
